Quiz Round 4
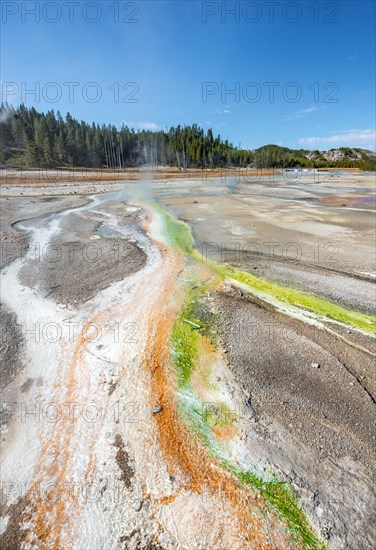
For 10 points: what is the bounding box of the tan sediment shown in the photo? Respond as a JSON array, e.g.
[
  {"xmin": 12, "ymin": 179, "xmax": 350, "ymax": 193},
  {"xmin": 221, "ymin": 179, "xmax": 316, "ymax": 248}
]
[{"xmin": 1, "ymin": 167, "xmax": 282, "ymax": 186}]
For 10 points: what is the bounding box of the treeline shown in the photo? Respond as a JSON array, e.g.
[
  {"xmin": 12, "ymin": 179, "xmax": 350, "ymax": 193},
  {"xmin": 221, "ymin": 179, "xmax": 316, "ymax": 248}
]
[
  {"xmin": 1, "ymin": 104, "xmax": 375, "ymax": 171},
  {"xmin": 0, "ymin": 104, "xmax": 253, "ymax": 169}
]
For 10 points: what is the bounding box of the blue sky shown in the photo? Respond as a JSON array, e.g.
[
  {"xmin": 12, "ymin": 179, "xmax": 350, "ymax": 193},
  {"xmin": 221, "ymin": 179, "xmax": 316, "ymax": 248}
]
[{"xmin": 1, "ymin": 0, "xmax": 375, "ymax": 150}]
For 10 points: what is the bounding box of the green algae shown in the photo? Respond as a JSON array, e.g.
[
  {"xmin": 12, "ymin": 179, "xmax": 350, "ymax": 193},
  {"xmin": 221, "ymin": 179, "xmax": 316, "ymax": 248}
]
[
  {"xmin": 157, "ymin": 203, "xmax": 375, "ymax": 337},
  {"xmin": 156, "ymin": 202, "xmax": 375, "ymax": 548},
  {"xmin": 170, "ymin": 285, "xmax": 326, "ymax": 549}
]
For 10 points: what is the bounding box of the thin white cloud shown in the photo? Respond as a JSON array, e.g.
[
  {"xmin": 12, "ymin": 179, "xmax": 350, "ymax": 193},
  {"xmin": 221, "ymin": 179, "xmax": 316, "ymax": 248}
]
[
  {"xmin": 123, "ymin": 121, "xmax": 161, "ymax": 131},
  {"xmin": 213, "ymin": 107, "xmax": 232, "ymax": 115},
  {"xmin": 301, "ymin": 107, "xmax": 320, "ymax": 114},
  {"xmin": 298, "ymin": 129, "xmax": 376, "ymax": 149},
  {"xmin": 284, "ymin": 106, "xmax": 325, "ymax": 121}
]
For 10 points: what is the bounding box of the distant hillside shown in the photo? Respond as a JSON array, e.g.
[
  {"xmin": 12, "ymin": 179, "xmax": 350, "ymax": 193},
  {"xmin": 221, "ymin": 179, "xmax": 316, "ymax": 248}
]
[
  {"xmin": 252, "ymin": 144, "xmax": 376, "ymax": 170},
  {"xmin": 1, "ymin": 104, "xmax": 375, "ymax": 171}
]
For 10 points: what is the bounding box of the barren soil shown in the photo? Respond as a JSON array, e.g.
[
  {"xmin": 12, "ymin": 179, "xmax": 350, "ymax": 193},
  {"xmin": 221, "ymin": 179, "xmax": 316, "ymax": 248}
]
[{"xmin": 0, "ymin": 170, "xmax": 375, "ymax": 549}]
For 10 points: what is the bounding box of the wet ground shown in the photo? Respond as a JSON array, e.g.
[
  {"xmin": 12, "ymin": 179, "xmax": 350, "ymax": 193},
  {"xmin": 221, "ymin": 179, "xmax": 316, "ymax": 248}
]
[{"xmin": 0, "ymin": 170, "xmax": 375, "ymax": 548}]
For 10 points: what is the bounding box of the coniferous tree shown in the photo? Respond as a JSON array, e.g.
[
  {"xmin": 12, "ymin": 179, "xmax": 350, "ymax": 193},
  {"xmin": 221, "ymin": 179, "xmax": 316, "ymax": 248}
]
[{"xmin": 1, "ymin": 104, "xmax": 374, "ymax": 171}]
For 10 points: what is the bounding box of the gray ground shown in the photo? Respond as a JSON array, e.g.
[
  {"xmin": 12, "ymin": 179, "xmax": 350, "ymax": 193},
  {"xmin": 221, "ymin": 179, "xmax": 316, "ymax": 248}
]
[
  {"xmin": 1, "ymin": 172, "xmax": 375, "ymax": 548},
  {"xmin": 0, "ymin": 198, "xmax": 89, "ymax": 428},
  {"xmin": 0, "ymin": 196, "xmax": 89, "ymax": 269},
  {"xmin": 158, "ymin": 172, "xmax": 376, "ymax": 548},
  {"xmin": 161, "ymin": 172, "xmax": 376, "ymax": 317},
  {"xmin": 0, "ymin": 194, "xmax": 151, "ymax": 550},
  {"xmin": 0, "ymin": 194, "xmax": 147, "ymax": 421},
  {"xmin": 212, "ymin": 287, "xmax": 376, "ymax": 549},
  {"xmin": 18, "ymin": 209, "xmax": 146, "ymax": 307},
  {"xmin": 163, "ymin": 193, "xmax": 376, "ymax": 315},
  {"xmin": 0, "ymin": 306, "xmax": 23, "ymax": 393},
  {"xmin": 0, "ymin": 306, "xmax": 25, "ymax": 432}
]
